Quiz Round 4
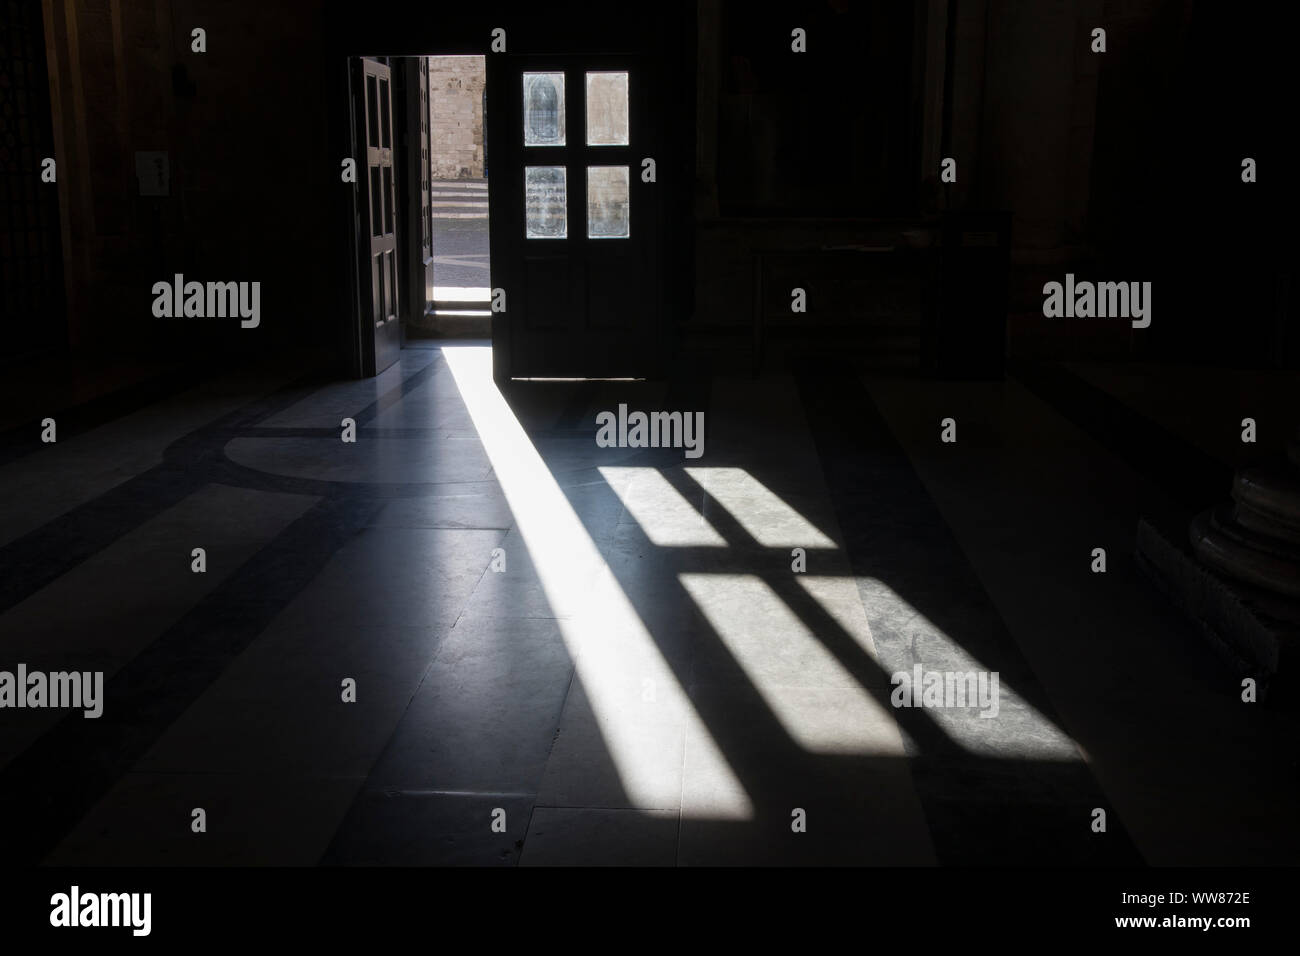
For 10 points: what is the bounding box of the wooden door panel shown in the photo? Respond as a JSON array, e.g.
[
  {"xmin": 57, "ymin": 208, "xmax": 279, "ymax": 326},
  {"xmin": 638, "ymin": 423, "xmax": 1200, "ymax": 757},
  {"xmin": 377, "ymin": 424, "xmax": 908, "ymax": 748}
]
[
  {"xmin": 587, "ymin": 247, "xmax": 643, "ymax": 330},
  {"xmin": 489, "ymin": 54, "xmax": 660, "ymax": 381},
  {"xmin": 524, "ymin": 255, "xmax": 572, "ymax": 330},
  {"xmin": 406, "ymin": 57, "xmax": 434, "ymax": 321},
  {"xmin": 359, "ymin": 57, "xmax": 401, "ymax": 376}
]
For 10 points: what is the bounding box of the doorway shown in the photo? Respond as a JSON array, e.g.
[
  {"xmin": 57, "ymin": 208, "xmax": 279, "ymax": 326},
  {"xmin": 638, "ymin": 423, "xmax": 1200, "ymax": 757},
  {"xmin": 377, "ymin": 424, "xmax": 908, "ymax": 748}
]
[
  {"xmin": 427, "ymin": 56, "xmax": 492, "ymax": 331},
  {"xmin": 345, "ymin": 36, "xmax": 675, "ymax": 382},
  {"xmin": 349, "ymin": 53, "xmax": 493, "ymax": 377}
]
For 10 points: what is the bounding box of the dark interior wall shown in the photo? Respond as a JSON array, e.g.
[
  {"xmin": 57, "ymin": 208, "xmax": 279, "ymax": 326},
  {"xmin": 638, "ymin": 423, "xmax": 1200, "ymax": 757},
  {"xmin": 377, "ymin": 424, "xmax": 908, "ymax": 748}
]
[
  {"xmin": 936, "ymin": 0, "xmax": 1296, "ymax": 369},
  {"xmin": 974, "ymin": 0, "xmax": 1096, "ymax": 249},
  {"xmin": 31, "ymin": 0, "xmax": 1296, "ymax": 375},
  {"xmin": 690, "ymin": 0, "xmax": 937, "ymax": 367},
  {"xmin": 2, "ymin": 1, "xmax": 65, "ymax": 361},
  {"xmin": 715, "ymin": 0, "xmax": 921, "ymax": 216},
  {"xmin": 1086, "ymin": 0, "xmax": 1296, "ymax": 368},
  {"xmin": 42, "ymin": 0, "xmax": 334, "ymax": 362}
]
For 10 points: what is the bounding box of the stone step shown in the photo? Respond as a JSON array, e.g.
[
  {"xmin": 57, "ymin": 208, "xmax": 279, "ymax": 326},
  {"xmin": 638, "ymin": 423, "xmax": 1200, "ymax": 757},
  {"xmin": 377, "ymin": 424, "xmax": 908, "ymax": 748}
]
[
  {"xmin": 1210, "ymin": 504, "xmax": 1300, "ymax": 562},
  {"xmin": 1138, "ymin": 518, "xmax": 1300, "ymax": 703},
  {"xmin": 1234, "ymin": 500, "xmax": 1300, "ymax": 546},
  {"xmin": 1232, "ymin": 468, "xmax": 1300, "ymax": 534},
  {"xmin": 1191, "ymin": 508, "xmax": 1300, "ymax": 600}
]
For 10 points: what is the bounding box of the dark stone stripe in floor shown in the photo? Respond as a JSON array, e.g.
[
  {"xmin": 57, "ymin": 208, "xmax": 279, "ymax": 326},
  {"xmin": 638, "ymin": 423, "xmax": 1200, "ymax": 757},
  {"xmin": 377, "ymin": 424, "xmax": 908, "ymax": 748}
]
[
  {"xmin": 352, "ymin": 351, "xmax": 443, "ymax": 426},
  {"xmin": 241, "ymin": 426, "xmax": 458, "ymax": 439},
  {"xmin": 0, "ymin": 352, "xmax": 485, "ymax": 864},
  {"xmin": 0, "ymin": 465, "xmax": 207, "ymax": 616},
  {"xmin": 0, "ymin": 492, "xmax": 384, "ymax": 866},
  {"xmin": 1010, "ymin": 358, "xmax": 1229, "ymax": 516},
  {"xmin": 0, "ymin": 361, "xmax": 442, "ymax": 616},
  {"xmin": 0, "ymin": 380, "xmax": 328, "ymax": 616},
  {"xmin": 794, "ymin": 360, "xmax": 1144, "ymax": 865},
  {"xmin": 0, "ymin": 356, "xmax": 343, "ymax": 468},
  {"xmin": 0, "ymin": 366, "xmax": 200, "ymax": 468}
]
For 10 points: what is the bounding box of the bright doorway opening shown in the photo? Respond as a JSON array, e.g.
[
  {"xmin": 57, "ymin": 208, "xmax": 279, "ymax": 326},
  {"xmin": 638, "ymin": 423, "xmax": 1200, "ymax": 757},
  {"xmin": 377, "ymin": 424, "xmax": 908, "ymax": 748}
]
[{"xmin": 426, "ymin": 55, "xmax": 491, "ymax": 335}]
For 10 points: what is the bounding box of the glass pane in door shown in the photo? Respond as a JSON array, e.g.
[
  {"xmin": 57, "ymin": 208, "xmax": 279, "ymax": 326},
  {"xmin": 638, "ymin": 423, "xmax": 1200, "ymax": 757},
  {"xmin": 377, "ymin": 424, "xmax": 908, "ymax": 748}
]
[
  {"xmin": 523, "ymin": 73, "xmax": 566, "ymax": 146},
  {"xmin": 585, "ymin": 72, "xmax": 629, "ymax": 146},
  {"xmin": 525, "ymin": 166, "xmax": 567, "ymax": 238},
  {"xmin": 587, "ymin": 165, "xmax": 630, "ymax": 238}
]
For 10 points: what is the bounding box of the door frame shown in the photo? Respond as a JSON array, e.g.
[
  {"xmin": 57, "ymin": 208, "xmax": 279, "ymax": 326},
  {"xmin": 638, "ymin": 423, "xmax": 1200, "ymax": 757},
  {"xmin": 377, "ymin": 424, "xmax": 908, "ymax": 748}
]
[{"xmin": 326, "ymin": 5, "xmax": 695, "ymax": 382}]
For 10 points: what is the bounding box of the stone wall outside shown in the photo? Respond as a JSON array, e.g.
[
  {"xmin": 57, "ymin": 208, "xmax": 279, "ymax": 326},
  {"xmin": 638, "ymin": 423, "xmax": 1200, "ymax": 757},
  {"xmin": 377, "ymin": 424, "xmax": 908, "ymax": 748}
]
[{"xmin": 428, "ymin": 56, "xmax": 485, "ymax": 179}]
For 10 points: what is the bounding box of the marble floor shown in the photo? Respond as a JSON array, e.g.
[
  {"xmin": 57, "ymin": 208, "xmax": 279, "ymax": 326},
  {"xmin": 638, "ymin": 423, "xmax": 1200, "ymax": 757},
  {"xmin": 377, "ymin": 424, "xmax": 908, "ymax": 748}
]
[{"xmin": 0, "ymin": 343, "xmax": 1296, "ymax": 866}]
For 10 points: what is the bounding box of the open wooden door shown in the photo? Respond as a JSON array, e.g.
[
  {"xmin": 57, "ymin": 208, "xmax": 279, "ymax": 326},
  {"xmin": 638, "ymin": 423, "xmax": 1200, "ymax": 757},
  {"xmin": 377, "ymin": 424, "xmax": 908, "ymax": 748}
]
[
  {"xmin": 400, "ymin": 57, "xmax": 435, "ymax": 332},
  {"xmin": 488, "ymin": 54, "xmax": 662, "ymax": 381},
  {"xmin": 354, "ymin": 56, "xmax": 402, "ymax": 376}
]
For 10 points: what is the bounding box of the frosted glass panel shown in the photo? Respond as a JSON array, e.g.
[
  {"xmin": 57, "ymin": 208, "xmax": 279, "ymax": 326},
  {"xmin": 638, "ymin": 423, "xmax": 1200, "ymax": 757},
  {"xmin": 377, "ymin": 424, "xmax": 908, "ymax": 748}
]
[
  {"xmin": 523, "ymin": 73, "xmax": 565, "ymax": 146},
  {"xmin": 587, "ymin": 166, "xmax": 630, "ymax": 239},
  {"xmin": 525, "ymin": 166, "xmax": 567, "ymax": 238},
  {"xmin": 585, "ymin": 72, "xmax": 629, "ymax": 146}
]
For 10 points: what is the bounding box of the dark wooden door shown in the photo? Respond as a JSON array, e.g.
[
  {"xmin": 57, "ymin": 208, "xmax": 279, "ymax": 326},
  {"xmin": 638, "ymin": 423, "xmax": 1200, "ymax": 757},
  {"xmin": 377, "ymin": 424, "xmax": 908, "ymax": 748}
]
[
  {"xmin": 488, "ymin": 55, "xmax": 661, "ymax": 381},
  {"xmin": 358, "ymin": 56, "xmax": 401, "ymax": 375},
  {"xmin": 400, "ymin": 57, "xmax": 434, "ymax": 329}
]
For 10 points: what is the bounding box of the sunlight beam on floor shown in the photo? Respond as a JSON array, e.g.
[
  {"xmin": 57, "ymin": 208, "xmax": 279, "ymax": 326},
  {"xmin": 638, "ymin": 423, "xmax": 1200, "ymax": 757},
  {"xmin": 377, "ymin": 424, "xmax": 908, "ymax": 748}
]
[
  {"xmin": 443, "ymin": 346, "xmax": 752, "ymax": 818},
  {"xmin": 598, "ymin": 466, "xmax": 727, "ymax": 547},
  {"xmin": 680, "ymin": 572, "xmax": 904, "ymax": 755},
  {"xmin": 794, "ymin": 575, "xmax": 1080, "ymax": 759},
  {"xmin": 684, "ymin": 467, "xmax": 836, "ymax": 548}
]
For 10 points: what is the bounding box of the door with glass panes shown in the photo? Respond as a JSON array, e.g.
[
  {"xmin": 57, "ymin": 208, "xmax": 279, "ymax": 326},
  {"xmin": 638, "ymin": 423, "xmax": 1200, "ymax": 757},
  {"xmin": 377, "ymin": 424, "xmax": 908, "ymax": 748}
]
[{"xmin": 488, "ymin": 56, "xmax": 660, "ymax": 380}]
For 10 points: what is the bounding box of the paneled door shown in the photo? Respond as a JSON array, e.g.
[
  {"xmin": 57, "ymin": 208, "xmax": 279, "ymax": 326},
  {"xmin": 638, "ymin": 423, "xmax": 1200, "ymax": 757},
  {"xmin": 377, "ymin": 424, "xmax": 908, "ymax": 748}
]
[
  {"xmin": 356, "ymin": 56, "xmax": 401, "ymax": 375},
  {"xmin": 488, "ymin": 55, "xmax": 661, "ymax": 381}
]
